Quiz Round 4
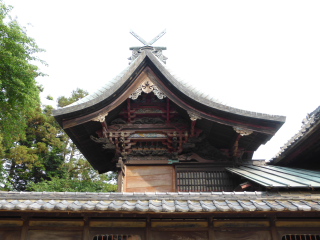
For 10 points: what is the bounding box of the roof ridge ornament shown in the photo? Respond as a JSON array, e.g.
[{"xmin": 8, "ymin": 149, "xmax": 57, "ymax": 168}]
[
  {"xmin": 128, "ymin": 29, "xmax": 168, "ymax": 65},
  {"xmin": 130, "ymin": 29, "xmax": 166, "ymax": 46},
  {"xmin": 129, "ymin": 79, "xmax": 166, "ymax": 100}
]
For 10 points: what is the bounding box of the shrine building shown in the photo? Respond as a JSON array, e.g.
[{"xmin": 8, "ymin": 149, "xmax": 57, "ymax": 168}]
[{"xmin": 1, "ymin": 30, "xmax": 320, "ymax": 240}]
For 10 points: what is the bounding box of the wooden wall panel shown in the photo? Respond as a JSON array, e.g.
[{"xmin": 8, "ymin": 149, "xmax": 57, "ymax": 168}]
[
  {"xmin": 151, "ymin": 231, "xmax": 208, "ymax": 240},
  {"xmin": 0, "ymin": 231, "xmax": 21, "ymax": 240},
  {"xmin": 127, "ymin": 166, "xmax": 173, "ymax": 176},
  {"xmin": 28, "ymin": 230, "xmax": 82, "ymax": 240},
  {"xmin": 125, "ymin": 166, "xmax": 174, "ymax": 192},
  {"xmin": 214, "ymin": 231, "xmax": 271, "ymax": 240},
  {"xmin": 29, "ymin": 220, "xmax": 84, "ymax": 227},
  {"xmin": 0, "ymin": 220, "xmax": 23, "ymax": 227}
]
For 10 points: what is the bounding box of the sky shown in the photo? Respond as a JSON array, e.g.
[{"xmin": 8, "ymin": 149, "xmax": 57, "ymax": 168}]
[{"xmin": 4, "ymin": 0, "xmax": 320, "ymax": 160}]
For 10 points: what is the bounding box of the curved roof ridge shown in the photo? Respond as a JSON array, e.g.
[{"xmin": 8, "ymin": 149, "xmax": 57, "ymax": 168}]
[
  {"xmin": 158, "ymin": 64, "xmax": 226, "ymax": 106},
  {"xmin": 52, "ymin": 55, "xmax": 143, "ymax": 116},
  {"xmin": 270, "ymin": 105, "xmax": 320, "ymax": 161},
  {"xmin": 150, "ymin": 52, "xmax": 286, "ymax": 122},
  {"xmin": 53, "ymin": 49, "xmax": 286, "ymax": 123}
]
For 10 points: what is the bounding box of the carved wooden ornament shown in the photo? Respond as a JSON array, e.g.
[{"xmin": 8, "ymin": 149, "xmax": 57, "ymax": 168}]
[
  {"xmin": 187, "ymin": 110, "xmax": 202, "ymax": 121},
  {"xmin": 129, "ymin": 79, "xmax": 166, "ymax": 100},
  {"xmin": 92, "ymin": 112, "xmax": 108, "ymax": 122},
  {"xmin": 233, "ymin": 126, "xmax": 253, "ymax": 136}
]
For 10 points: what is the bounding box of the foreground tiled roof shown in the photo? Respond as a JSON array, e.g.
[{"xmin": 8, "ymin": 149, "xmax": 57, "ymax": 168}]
[
  {"xmin": 1, "ymin": 191, "xmax": 320, "ymax": 212},
  {"xmin": 271, "ymin": 105, "xmax": 320, "ymax": 162},
  {"xmin": 226, "ymin": 165, "xmax": 320, "ymax": 188}
]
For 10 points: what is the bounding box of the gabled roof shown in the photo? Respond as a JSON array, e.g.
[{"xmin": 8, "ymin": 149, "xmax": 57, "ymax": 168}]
[
  {"xmin": 52, "ymin": 49, "xmax": 286, "ymax": 173},
  {"xmin": 53, "ymin": 50, "xmax": 285, "ymax": 131},
  {"xmin": 270, "ymin": 105, "xmax": 320, "ymax": 167}
]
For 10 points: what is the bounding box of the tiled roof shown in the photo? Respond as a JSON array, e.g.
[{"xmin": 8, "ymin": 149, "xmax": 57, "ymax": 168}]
[
  {"xmin": 271, "ymin": 105, "xmax": 320, "ymax": 162},
  {"xmin": 52, "ymin": 55, "xmax": 142, "ymax": 116},
  {"xmin": 1, "ymin": 191, "xmax": 320, "ymax": 212},
  {"xmin": 149, "ymin": 52, "xmax": 285, "ymax": 122},
  {"xmin": 226, "ymin": 165, "xmax": 320, "ymax": 188},
  {"xmin": 52, "ymin": 49, "xmax": 285, "ymax": 123}
]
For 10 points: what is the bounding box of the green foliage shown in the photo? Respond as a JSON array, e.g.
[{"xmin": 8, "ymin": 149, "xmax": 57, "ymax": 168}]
[
  {"xmin": 0, "ymin": 2, "xmax": 116, "ymax": 192},
  {"xmin": 1, "ymin": 85, "xmax": 117, "ymax": 192},
  {"xmin": 0, "ymin": 1, "xmax": 47, "ymax": 148},
  {"xmin": 27, "ymin": 173, "xmax": 117, "ymax": 192},
  {"xmin": 46, "ymin": 95, "xmax": 53, "ymax": 100},
  {"xmin": 57, "ymin": 88, "xmax": 89, "ymax": 108},
  {"xmin": 2, "ymin": 106, "xmax": 65, "ymax": 190}
]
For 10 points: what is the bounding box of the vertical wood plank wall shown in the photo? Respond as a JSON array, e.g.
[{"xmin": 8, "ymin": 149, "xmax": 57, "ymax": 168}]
[{"xmin": 124, "ymin": 166, "xmax": 174, "ymax": 192}]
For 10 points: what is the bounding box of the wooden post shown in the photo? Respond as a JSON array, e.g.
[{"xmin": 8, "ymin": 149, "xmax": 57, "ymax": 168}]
[
  {"xmin": 101, "ymin": 120, "xmax": 108, "ymax": 138},
  {"xmin": 230, "ymin": 133, "xmax": 241, "ymax": 157},
  {"xmin": 146, "ymin": 215, "xmax": 151, "ymax": 240},
  {"xmin": 166, "ymin": 97, "xmax": 170, "ymax": 123},
  {"xmin": 208, "ymin": 217, "xmax": 214, "ymax": 240},
  {"xmin": 270, "ymin": 216, "xmax": 279, "ymax": 240},
  {"xmin": 83, "ymin": 217, "xmax": 89, "ymax": 240},
  {"xmin": 117, "ymin": 170, "xmax": 123, "ymax": 192},
  {"xmin": 127, "ymin": 98, "xmax": 131, "ymax": 123},
  {"xmin": 20, "ymin": 215, "xmax": 28, "ymax": 240},
  {"xmin": 191, "ymin": 120, "xmax": 196, "ymax": 137}
]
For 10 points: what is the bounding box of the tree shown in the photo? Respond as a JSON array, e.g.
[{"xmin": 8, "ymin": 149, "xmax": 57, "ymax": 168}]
[
  {"xmin": 0, "ymin": 1, "xmax": 46, "ymax": 150},
  {"xmin": 26, "ymin": 173, "xmax": 117, "ymax": 192},
  {"xmin": 2, "ymin": 105, "xmax": 64, "ymax": 190},
  {"xmin": 0, "ymin": 2, "xmax": 116, "ymax": 192},
  {"xmin": 1, "ymin": 88, "xmax": 117, "ymax": 192}
]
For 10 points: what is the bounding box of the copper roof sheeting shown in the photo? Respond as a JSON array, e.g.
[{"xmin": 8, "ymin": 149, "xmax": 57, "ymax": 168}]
[
  {"xmin": 1, "ymin": 191, "xmax": 320, "ymax": 212},
  {"xmin": 226, "ymin": 165, "xmax": 320, "ymax": 188}
]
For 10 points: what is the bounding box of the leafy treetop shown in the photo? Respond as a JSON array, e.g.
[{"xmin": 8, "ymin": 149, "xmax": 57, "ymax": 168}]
[{"xmin": 0, "ymin": 1, "xmax": 47, "ymax": 150}]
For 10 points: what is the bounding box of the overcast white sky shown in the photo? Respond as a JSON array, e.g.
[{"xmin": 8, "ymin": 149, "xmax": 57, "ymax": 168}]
[{"xmin": 4, "ymin": 0, "xmax": 320, "ymax": 160}]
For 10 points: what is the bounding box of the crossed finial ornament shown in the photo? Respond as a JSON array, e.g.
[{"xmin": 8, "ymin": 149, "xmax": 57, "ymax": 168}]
[
  {"xmin": 129, "ymin": 29, "xmax": 166, "ymax": 46},
  {"xmin": 128, "ymin": 29, "xmax": 168, "ymax": 64}
]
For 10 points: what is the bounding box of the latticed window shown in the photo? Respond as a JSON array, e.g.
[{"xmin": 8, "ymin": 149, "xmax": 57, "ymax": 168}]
[
  {"xmin": 176, "ymin": 169, "xmax": 235, "ymax": 192},
  {"xmin": 282, "ymin": 235, "xmax": 320, "ymax": 240},
  {"xmin": 93, "ymin": 235, "xmax": 141, "ymax": 240}
]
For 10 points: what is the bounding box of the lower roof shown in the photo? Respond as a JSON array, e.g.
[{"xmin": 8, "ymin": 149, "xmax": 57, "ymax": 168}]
[
  {"xmin": 0, "ymin": 191, "xmax": 320, "ymax": 213},
  {"xmin": 226, "ymin": 165, "xmax": 320, "ymax": 188}
]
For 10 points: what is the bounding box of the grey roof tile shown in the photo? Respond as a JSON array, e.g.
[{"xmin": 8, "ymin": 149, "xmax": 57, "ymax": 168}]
[
  {"xmin": 1, "ymin": 191, "xmax": 320, "ymax": 213},
  {"xmin": 271, "ymin": 106, "xmax": 320, "ymax": 162}
]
